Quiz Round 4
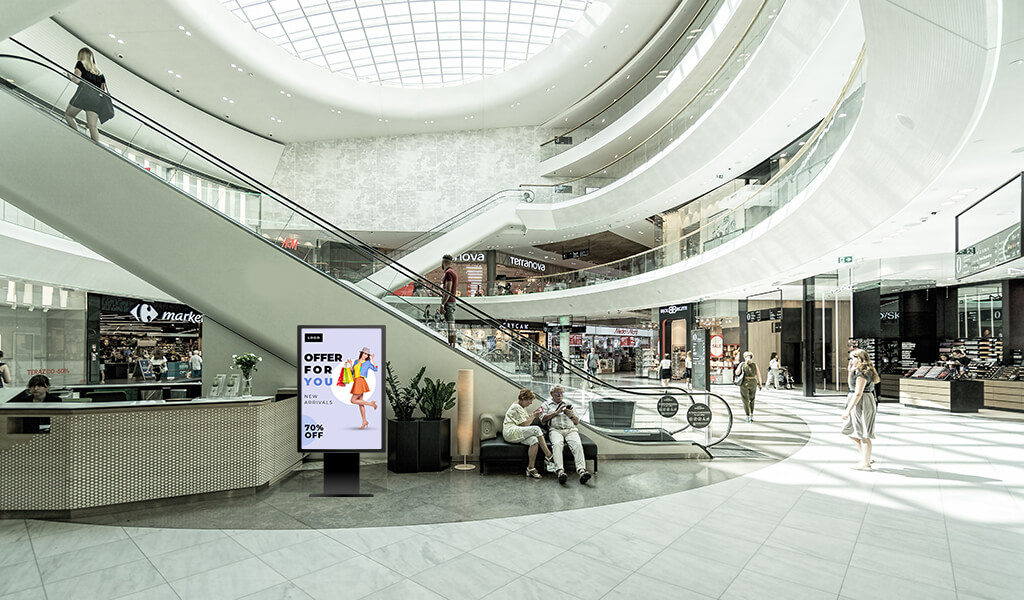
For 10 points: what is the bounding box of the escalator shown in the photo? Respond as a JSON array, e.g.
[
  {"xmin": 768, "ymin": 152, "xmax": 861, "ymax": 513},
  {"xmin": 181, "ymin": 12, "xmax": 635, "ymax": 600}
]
[{"xmin": 0, "ymin": 53, "xmax": 733, "ymax": 452}]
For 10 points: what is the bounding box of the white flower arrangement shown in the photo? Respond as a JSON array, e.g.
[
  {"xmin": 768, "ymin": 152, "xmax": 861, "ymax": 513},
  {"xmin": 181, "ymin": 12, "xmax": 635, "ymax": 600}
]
[{"xmin": 231, "ymin": 353, "xmax": 263, "ymax": 378}]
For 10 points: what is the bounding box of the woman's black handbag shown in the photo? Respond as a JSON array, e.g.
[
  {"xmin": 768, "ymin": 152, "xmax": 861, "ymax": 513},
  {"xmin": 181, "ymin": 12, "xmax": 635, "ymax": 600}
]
[{"xmin": 98, "ymin": 94, "xmax": 115, "ymax": 124}]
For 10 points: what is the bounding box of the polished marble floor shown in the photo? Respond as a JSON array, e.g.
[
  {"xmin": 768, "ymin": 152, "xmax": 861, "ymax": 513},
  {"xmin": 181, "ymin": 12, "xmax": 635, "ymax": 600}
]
[{"xmin": 2, "ymin": 389, "xmax": 1023, "ymax": 599}]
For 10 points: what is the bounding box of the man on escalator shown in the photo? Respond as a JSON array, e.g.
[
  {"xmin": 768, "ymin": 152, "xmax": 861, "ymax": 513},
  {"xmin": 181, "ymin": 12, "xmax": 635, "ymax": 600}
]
[{"xmin": 440, "ymin": 254, "xmax": 458, "ymax": 347}]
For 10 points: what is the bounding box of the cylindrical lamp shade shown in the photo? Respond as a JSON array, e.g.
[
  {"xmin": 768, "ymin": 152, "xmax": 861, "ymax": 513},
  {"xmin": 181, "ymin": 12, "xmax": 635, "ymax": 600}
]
[{"xmin": 456, "ymin": 369, "xmax": 474, "ymax": 456}]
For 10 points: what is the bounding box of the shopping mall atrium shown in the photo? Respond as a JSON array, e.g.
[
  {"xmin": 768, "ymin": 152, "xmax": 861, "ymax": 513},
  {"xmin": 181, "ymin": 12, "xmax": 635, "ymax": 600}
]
[{"xmin": 1, "ymin": 0, "xmax": 1023, "ymax": 598}]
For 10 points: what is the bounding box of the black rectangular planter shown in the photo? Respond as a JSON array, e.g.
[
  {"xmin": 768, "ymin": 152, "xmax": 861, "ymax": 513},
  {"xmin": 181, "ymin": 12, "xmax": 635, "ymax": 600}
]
[
  {"xmin": 417, "ymin": 418, "xmax": 452, "ymax": 472},
  {"xmin": 387, "ymin": 419, "xmax": 420, "ymax": 473}
]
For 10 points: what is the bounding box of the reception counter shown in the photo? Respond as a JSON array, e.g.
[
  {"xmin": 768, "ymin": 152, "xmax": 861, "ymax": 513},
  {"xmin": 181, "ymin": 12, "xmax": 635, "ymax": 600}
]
[
  {"xmin": 899, "ymin": 379, "xmax": 983, "ymax": 413},
  {"xmin": 0, "ymin": 395, "xmax": 302, "ymax": 515}
]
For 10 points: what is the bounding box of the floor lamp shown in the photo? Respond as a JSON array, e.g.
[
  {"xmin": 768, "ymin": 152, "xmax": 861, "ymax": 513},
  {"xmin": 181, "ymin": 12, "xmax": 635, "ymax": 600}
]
[{"xmin": 454, "ymin": 369, "xmax": 476, "ymax": 470}]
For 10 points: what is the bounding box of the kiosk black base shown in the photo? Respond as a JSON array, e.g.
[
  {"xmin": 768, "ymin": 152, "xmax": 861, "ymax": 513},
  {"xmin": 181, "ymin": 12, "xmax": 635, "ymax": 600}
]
[{"xmin": 310, "ymin": 452, "xmax": 373, "ymax": 497}]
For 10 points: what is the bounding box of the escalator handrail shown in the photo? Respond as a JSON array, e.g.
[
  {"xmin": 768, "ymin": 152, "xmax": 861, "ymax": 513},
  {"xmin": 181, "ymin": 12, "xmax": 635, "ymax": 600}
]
[
  {"xmin": 0, "ymin": 51, "xmax": 730, "ymax": 436},
  {"xmin": 388, "ymin": 188, "xmax": 527, "ymax": 258}
]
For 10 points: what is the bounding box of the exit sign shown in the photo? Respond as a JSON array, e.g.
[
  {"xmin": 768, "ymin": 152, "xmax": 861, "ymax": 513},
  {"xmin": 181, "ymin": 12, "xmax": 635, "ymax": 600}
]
[{"xmin": 837, "ymin": 256, "xmax": 853, "ymax": 264}]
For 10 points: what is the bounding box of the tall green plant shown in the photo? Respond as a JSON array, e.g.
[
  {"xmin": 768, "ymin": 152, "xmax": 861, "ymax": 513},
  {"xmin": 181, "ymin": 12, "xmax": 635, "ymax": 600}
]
[
  {"xmin": 419, "ymin": 376, "xmax": 456, "ymax": 420},
  {"xmin": 385, "ymin": 362, "xmax": 424, "ymax": 421}
]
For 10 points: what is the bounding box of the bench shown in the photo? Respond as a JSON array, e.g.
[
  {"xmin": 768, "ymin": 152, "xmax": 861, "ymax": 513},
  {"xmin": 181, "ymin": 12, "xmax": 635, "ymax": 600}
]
[{"xmin": 479, "ymin": 431, "xmax": 598, "ymax": 475}]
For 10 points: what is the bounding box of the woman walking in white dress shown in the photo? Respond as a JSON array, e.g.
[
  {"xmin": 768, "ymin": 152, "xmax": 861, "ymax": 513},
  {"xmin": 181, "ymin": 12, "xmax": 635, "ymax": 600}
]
[{"xmin": 842, "ymin": 348, "xmax": 880, "ymax": 470}]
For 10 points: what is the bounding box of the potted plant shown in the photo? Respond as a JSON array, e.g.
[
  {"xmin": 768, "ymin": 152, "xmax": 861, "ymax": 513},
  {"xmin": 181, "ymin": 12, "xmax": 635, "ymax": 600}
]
[
  {"xmin": 417, "ymin": 376, "xmax": 456, "ymax": 471},
  {"xmin": 385, "ymin": 362, "xmax": 424, "ymax": 473}
]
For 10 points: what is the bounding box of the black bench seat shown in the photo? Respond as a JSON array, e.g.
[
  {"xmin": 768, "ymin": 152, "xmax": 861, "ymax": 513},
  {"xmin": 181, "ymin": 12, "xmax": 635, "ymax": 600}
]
[{"xmin": 480, "ymin": 431, "xmax": 598, "ymax": 475}]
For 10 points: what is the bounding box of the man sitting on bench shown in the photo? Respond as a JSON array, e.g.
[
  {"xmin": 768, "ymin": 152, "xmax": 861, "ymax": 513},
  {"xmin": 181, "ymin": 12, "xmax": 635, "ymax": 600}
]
[{"xmin": 540, "ymin": 386, "xmax": 592, "ymax": 485}]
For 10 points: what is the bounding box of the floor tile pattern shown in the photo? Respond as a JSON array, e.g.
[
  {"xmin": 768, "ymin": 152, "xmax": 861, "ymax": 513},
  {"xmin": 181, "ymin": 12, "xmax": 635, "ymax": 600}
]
[{"xmin": 1, "ymin": 390, "xmax": 1022, "ymax": 599}]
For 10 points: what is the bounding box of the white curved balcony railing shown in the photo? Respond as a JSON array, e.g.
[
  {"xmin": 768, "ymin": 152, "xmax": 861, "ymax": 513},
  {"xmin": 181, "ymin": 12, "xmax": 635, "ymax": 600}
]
[
  {"xmin": 528, "ymin": 0, "xmax": 783, "ymax": 202},
  {"xmin": 502, "ymin": 46, "xmax": 866, "ymax": 293}
]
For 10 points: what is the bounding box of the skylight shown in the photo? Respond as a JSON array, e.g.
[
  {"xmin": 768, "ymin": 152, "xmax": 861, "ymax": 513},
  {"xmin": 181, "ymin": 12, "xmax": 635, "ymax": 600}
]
[{"xmin": 220, "ymin": 0, "xmax": 590, "ymax": 88}]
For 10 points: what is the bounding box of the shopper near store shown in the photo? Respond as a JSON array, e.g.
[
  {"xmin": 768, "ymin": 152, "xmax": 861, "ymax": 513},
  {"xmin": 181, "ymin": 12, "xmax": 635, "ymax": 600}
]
[
  {"xmin": 440, "ymin": 254, "xmax": 458, "ymax": 347},
  {"xmin": 540, "ymin": 386, "xmax": 592, "ymax": 485},
  {"xmin": 684, "ymin": 351, "xmax": 693, "ymax": 389},
  {"xmin": 150, "ymin": 350, "xmax": 168, "ymax": 382},
  {"xmin": 842, "ymin": 348, "xmax": 880, "ymax": 470},
  {"xmin": 587, "ymin": 350, "xmax": 599, "ymax": 377},
  {"xmin": 660, "ymin": 353, "xmax": 673, "ymax": 387},
  {"xmin": 765, "ymin": 352, "xmax": 782, "ymax": 389},
  {"xmin": 503, "ymin": 388, "xmax": 556, "ymax": 479},
  {"xmin": 0, "ymin": 350, "xmax": 12, "ymax": 388},
  {"xmin": 63, "ymin": 47, "xmax": 108, "ymax": 142},
  {"xmin": 739, "ymin": 352, "xmax": 763, "ymax": 422},
  {"xmin": 189, "ymin": 351, "xmax": 203, "ymax": 378},
  {"xmin": 953, "ymin": 348, "xmax": 972, "ymax": 377}
]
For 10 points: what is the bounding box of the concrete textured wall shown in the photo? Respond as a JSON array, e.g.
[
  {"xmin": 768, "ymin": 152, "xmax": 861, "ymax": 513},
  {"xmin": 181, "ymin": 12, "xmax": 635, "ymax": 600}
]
[{"xmin": 270, "ymin": 127, "xmax": 548, "ymax": 232}]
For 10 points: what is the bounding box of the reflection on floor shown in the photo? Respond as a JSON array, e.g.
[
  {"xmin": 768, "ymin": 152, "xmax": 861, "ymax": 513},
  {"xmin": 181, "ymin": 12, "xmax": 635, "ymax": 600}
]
[{"xmin": 1, "ymin": 389, "xmax": 1022, "ymax": 600}]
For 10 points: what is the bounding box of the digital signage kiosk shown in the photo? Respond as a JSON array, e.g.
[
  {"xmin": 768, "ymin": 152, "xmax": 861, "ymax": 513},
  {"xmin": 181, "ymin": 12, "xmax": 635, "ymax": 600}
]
[{"xmin": 298, "ymin": 325, "xmax": 385, "ymax": 496}]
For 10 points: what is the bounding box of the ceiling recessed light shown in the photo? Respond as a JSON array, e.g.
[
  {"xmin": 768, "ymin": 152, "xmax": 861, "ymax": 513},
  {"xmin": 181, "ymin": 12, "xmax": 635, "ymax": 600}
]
[
  {"xmin": 117, "ymin": 39, "xmax": 124, "ymax": 44},
  {"xmin": 949, "ymin": 194, "xmax": 966, "ymax": 200},
  {"xmin": 1011, "ymin": 59, "xmax": 1024, "ymax": 65},
  {"xmin": 108, "ymin": 33, "xmax": 116, "ymax": 38}
]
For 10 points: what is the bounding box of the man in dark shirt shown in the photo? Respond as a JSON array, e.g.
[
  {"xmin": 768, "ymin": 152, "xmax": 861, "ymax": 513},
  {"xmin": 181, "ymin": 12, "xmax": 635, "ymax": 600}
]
[
  {"xmin": 441, "ymin": 254, "xmax": 458, "ymax": 347},
  {"xmin": 8, "ymin": 374, "xmax": 61, "ymax": 403},
  {"xmin": 7, "ymin": 374, "xmax": 59, "ymax": 433}
]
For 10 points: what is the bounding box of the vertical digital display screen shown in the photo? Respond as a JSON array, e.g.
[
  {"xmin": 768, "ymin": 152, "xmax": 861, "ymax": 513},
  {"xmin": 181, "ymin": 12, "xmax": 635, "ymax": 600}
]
[{"xmin": 297, "ymin": 326, "xmax": 385, "ymax": 452}]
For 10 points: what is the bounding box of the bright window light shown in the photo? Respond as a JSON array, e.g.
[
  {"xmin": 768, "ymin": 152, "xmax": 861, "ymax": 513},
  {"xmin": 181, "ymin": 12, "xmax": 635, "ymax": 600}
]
[{"xmin": 219, "ymin": 0, "xmax": 588, "ymax": 87}]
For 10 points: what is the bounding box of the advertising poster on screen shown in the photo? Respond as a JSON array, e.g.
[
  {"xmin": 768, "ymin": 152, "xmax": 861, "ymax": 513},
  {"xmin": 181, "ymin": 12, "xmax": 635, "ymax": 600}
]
[{"xmin": 298, "ymin": 326, "xmax": 385, "ymax": 452}]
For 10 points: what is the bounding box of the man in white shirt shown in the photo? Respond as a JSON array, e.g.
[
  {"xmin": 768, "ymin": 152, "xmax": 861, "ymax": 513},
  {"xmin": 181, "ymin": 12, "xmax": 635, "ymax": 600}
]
[
  {"xmin": 189, "ymin": 351, "xmax": 203, "ymax": 378},
  {"xmin": 540, "ymin": 386, "xmax": 592, "ymax": 485}
]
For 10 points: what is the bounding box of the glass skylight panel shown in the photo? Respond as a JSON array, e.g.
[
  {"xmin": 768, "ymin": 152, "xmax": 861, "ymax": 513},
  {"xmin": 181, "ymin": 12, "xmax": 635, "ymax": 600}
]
[{"xmin": 220, "ymin": 0, "xmax": 587, "ymax": 87}]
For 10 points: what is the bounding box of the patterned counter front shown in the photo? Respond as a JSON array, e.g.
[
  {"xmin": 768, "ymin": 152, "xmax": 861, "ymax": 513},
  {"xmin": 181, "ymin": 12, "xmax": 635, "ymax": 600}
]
[{"xmin": 0, "ymin": 397, "xmax": 302, "ymax": 514}]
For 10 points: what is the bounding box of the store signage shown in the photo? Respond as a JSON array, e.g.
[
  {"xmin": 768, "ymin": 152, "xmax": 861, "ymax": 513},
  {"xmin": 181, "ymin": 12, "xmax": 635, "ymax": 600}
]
[
  {"xmin": 129, "ymin": 303, "xmax": 204, "ymax": 324},
  {"xmin": 745, "ymin": 308, "xmax": 782, "ymax": 322},
  {"xmin": 955, "ymin": 223, "xmax": 1021, "ymax": 278},
  {"xmin": 455, "ymin": 252, "xmax": 485, "ymax": 263},
  {"xmin": 686, "ymin": 403, "xmax": 712, "ymax": 428},
  {"xmin": 129, "ymin": 303, "xmax": 201, "ymax": 323},
  {"xmin": 710, "ymin": 335, "xmax": 724, "ymax": 358},
  {"xmin": 99, "ymin": 294, "xmax": 203, "ymax": 324},
  {"xmin": 507, "ymin": 255, "xmax": 547, "ymax": 272},
  {"xmin": 502, "ymin": 320, "xmax": 541, "ymax": 331},
  {"xmin": 586, "ymin": 326, "xmax": 653, "ymax": 337},
  {"xmin": 562, "ymin": 249, "xmax": 590, "ymax": 260},
  {"xmin": 881, "ymin": 311, "xmax": 900, "ymax": 320},
  {"xmin": 659, "ymin": 304, "xmax": 689, "ymax": 316},
  {"xmin": 297, "ymin": 325, "xmax": 385, "ymax": 452},
  {"xmin": 569, "ymin": 334, "xmax": 584, "ymax": 346},
  {"xmin": 282, "ymin": 237, "xmax": 299, "ymax": 250},
  {"xmin": 657, "ymin": 395, "xmax": 679, "ymax": 418}
]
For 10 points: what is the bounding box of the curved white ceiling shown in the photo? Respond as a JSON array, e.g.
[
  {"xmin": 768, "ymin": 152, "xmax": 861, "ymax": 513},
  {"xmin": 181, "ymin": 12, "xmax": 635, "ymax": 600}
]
[
  {"xmin": 220, "ymin": 0, "xmax": 589, "ymax": 88},
  {"xmin": 42, "ymin": 0, "xmax": 680, "ymax": 141}
]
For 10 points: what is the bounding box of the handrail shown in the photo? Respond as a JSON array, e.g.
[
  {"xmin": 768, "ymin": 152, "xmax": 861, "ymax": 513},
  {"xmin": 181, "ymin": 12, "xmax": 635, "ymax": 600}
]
[
  {"xmin": 387, "ymin": 188, "xmax": 529, "ymax": 260},
  {"xmin": 0, "ymin": 51, "xmax": 733, "ymax": 444},
  {"xmin": 539, "ymin": 0, "xmax": 717, "ymax": 147},
  {"xmin": 500, "ymin": 44, "xmax": 867, "ymax": 291},
  {"xmin": 521, "ymin": 0, "xmax": 774, "ymax": 190}
]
